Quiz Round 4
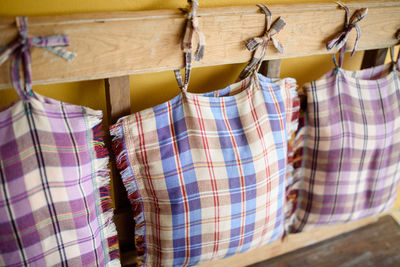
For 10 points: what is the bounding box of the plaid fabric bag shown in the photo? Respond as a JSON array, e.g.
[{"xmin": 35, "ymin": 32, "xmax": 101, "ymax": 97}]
[
  {"xmin": 287, "ymin": 46, "xmax": 400, "ymax": 232},
  {"xmin": 111, "ymin": 2, "xmax": 298, "ymax": 266},
  {"xmin": 0, "ymin": 17, "xmax": 119, "ymax": 266},
  {"xmin": 111, "ymin": 74, "xmax": 298, "ymax": 266}
]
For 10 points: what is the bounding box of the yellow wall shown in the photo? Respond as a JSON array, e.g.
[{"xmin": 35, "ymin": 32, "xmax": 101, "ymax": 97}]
[{"xmin": 1, "ymin": 0, "xmax": 399, "ymax": 210}]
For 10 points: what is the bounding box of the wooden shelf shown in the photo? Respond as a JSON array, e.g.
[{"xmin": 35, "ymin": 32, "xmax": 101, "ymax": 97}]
[{"xmin": 0, "ymin": 0, "xmax": 399, "ymax": 89}]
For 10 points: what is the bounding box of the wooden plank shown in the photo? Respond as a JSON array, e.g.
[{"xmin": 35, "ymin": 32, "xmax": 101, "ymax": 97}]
[
  {"xmin": 0, "ymin": 1, "xmax": 400, "ymax": 89},
  {"xmin": 199, "ymin": 216, "xmax": 377, "ymax": 267},
  {"xmin": 104, "ymin": 76, "xmax": 131, "ymax": 209},
  {"xmin": 113, "ymin": 208, "xmax": 136, "ymax": 266},
  {"xmin": 361, "ymin": 48, "xmax": 388, "ymax": 69},
  {"xmin": 120, "ymin": 248, "xmax": 137, "ymax": 267},
  {"xmin": 103, "ymin": 76, "xmax": 136, "ymax": 266},
  {"xmin": 249, "ymin": 215, "xmax": 400, "ymax": 267},
  {"xmin": 105, "ymin": 76, "xmax": 131, "ymax": 124},
  {"xmin": 259, "ymin": 59, "xmax": 282, "ymax": 78}
]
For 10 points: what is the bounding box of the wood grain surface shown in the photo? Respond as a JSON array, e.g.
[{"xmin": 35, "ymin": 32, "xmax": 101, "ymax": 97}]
[
  {"xmin": 0, "ymin": 1, "xmax": 399, "ymax": 89},
  {"xmin": 198, "ymin": 217, "xmax": 377, "ymax": 267},
  {"xmin": 249, "ymin": 215, "xmax": 400, "ymax": 267}
]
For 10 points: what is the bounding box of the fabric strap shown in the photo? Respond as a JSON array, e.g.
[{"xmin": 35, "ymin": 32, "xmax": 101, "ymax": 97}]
[
  {"xmin": 0, "ymin": 16, "xmax": 75, "ymax": 100},
  {"xmin": 238, "ymin": 4, "xmax": 286, "ymax": 80},
  {"xmin": 174, "ymin": 0, "xmax": 206, "ymax": 93},
  {"xmin": 327, "ymin": 2, "xmax": 368, "ymax": 68},
  {"xmin": 389, "ymin": 29, "xmax": 400, "ymax": 68}
]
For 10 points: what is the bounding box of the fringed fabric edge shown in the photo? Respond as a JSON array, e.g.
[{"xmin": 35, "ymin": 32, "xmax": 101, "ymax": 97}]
[
  {"xmin": 110, "ymin": 122, "xmax": 146, "ymax": 267},
  {"xmin": 285, "ymin": 79, "xmax": 300, "ymax": 189},
  {"xmin": 288, "ymin": 82, "xmax": 300, "ymax": 141},
  {"xmin": 281, "ymin": 78, "xmax": 300, "ymax": 239},
  {"xmin": 90, "ymin": 118, "xmax": 121, "ymax": 267},
  {"xmin": 283, "ymin": 79, "xmax": 307, "ymax": 235}
]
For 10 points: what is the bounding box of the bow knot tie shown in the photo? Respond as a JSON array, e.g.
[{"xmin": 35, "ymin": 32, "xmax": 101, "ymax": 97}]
[
  {"xmin": 0, "ymin": 17, "xmax": 75, "ymax": 67},
  {"xmin": 245, "ymin": 16, "xmax": 286, "ymax": 55},
  {"xmin": 326, "ymin": 2, "xmax": 368, "ymax": 56},
  {"xmin": 18, "ymin": 35, "xmax": 28, "ymax": 46},
  {"xmin": 0, "ymin": 16, "xmax": 75, "ymax": 100},
  {"xmin": 238, "ymin": 4, "xmax": 286, "ymax": 80},
  {"xmin": 261, "ymin": 36, "xmax": 269, "ymax": 44},
  {"xmin": 260, "ymin": 27, "xmax": 278, "ymax": 44}
]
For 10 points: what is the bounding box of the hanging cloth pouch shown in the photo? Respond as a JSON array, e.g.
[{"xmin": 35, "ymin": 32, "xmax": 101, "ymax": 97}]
[
  {"xmin": 286, "ymin": 3, "xmax": 400, "ymax": 233},
  {"xmin": 111, "ymin": 1, "xmax": 298, "ymax": 266},
  {"xmin": 0, "ymin": 17, "xmax": 120, "ymax": 266}
]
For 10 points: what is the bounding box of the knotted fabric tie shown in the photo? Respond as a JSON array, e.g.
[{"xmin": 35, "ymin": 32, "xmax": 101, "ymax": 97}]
[
  {"xmin": 0, "ymin": 16, "xmax": 75, "ymax": 100},
  {"xmin": 174, "ymin": 0, "xmax": 206, "ymax": 92},
  {"xmin": 326, "ymin": 2, "xmax": 368, "ymax": 56},
  {"xmin": 239, "ymin": 4, "xmax": 286, "ymax": 80}
]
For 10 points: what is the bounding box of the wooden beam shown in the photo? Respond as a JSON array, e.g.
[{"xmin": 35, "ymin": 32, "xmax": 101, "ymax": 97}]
[
  {"xmin": 259, "ymin": 60, "xmax": 282, "ymax": 78},
  {"xmin": 0, "ymin": 1, "xmax": 399, "ymax": 89},
  {"xmin": 104, "ymin": 76, "xmax": 131, "ymax": 209},
  {"xmin": 103, "ymin": 76, "xmax": 136, "ymax": 266},
  {"xmin": 113, "ymin": 207, "xmax": 136, "ymax": 265},
  {"xmin": 199, "ymin": 216, "xmax": 377, "ymax": 267},
  {"xmin": 249, "ymin": 215, "xmax": 400, "ymax": 267},
  {"xmin": 361, "ymin": 48, "xmax": 388, "ymax": 69},
  {"xmin": 105, "ymin": 76, "xmax": 131, "ymax": 125}
]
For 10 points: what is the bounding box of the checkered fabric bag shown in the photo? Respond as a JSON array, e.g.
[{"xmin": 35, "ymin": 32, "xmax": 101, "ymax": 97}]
[
  {"xmin": 286, "ymin": 46, "xmax": 400, "ymax": 232},
  {"xmin": 111, "ymin": 2, "xmax": 298, "ymax": 266},
  {"xmin": 111, "ymin": 73, "xmax": 298, "ymax": 266},
  {"xmin": 0, "ymin": 17, "xmax": 119, "ymax": 266}
]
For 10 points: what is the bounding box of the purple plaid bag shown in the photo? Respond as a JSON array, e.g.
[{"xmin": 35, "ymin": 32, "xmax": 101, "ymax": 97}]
[
  {"xmin": 0, "ymin": 17, "xmax": 119, "ymax": 266},
  {"xmin": 287, "ymin": 30, "xmax": 400, "ymax": 232}
]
